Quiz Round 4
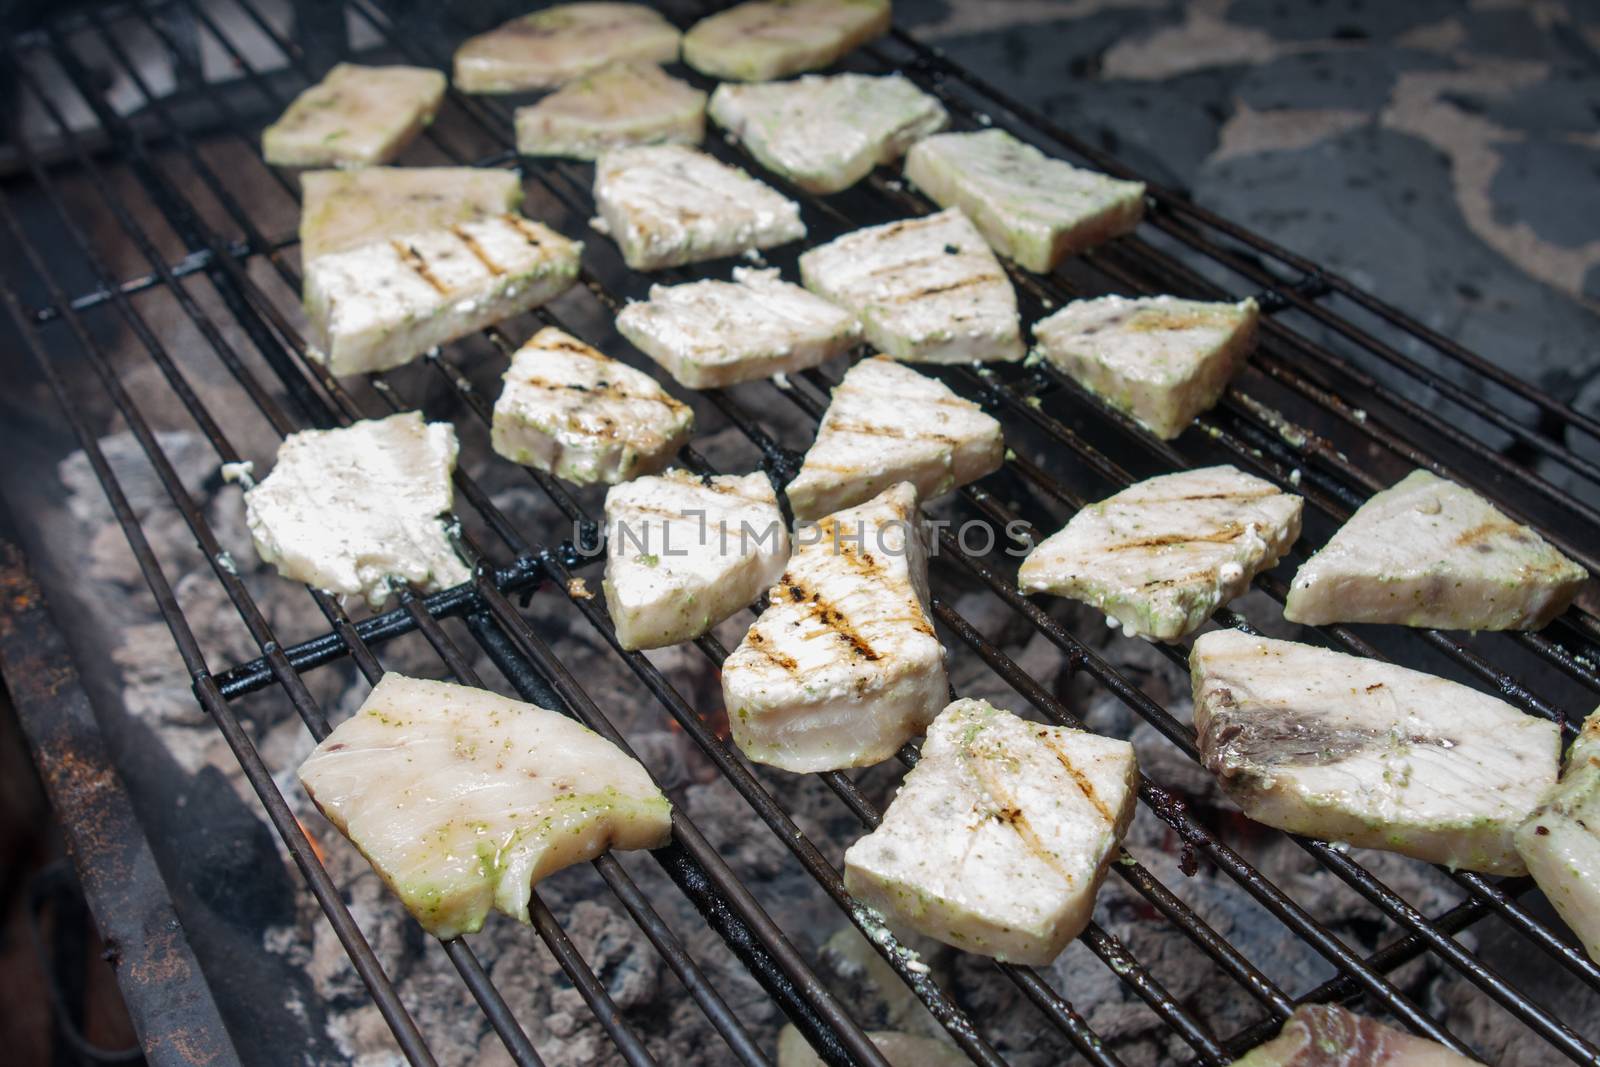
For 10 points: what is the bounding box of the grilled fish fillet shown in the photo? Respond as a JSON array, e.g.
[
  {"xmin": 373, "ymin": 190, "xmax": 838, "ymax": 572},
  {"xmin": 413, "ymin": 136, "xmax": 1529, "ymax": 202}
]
[
  {"xmin": 1231, "ymin": 1004, "xmax": 1477, "ymax": 1066},
  {"xmin": 777, "ymin": 1025, "xmax": 968, "ymax": 1067},
  {"xmin": 1018, "ymin": 466, "xmax": 1302, "ymax": 641},
  {"xmin": 262, "ymin": 63, "xmax": 445, "ymax": 168},
  {"xmin": 299, "ymin": 167, "xmax": 523, "ymax": 260},
  {"xmin": 604, "ymin": 469, "xmax": 789, "ymax": 650},
  {"xmin": 799, "ymin": 209, "xmax": 1024, "ymax": 364},
  {"xmin": 243, "ymin": 412, "xmax": 468, "ymax": 609},
  {"xmin": 491, "ymin": 327, "xmax": 695, "ymax": 486},
  {"xmin": 1192, "ymin": 629, "xmax": 1559, "ymax": 875},
  {"xmin": 514, "ymin": 61, "xmax": 707, "ymax": 161},
  {"xmin": 1284, "ymin": 470, "xmax": 1586, "ymax": 631},
  {"xmin": 453, "ymin": 3, "xmax": 680, "ymax": 93},
  {"xmin": 844, "ymin": 698, "xmax": 1138, "ymax": 965},
  {"xmin": 786, "ymin": 356, "xmax": 1004, "ymax": 520},
  {"xmin": 683, "ymin": 0, "xmax": 891, "ymax": 82},
  {"xmin": 709, "ymin": 73, "xmax": 948, "ymax": 194},
  {"xmin": 723, "ymin": 482, "xmax": 946, "ymax": 772},
  {"xmin": 1033, "ymin": 294, "xmax": 1259, "ymax": 440},
  {"xmin": 302, "ymin": 214, "xmax": 581, "ymax": 376},
  {"xmin": 593, "ymin": 144, "xmax": 806, "ymax": 270},
  {"xmin": 298, "ymin": 674, "xmax": 672, "ymax": 940},
  {"xmin": 616, "ymin": 267, "xmax": 860, "ymax": 389},
  {"xmin": 904, "ymin": 130, "xmax": 1145, "ymax": 273},
  {"xmin": 1516, "ymin": 707, "xmax": 1600, "ymax": 963}
]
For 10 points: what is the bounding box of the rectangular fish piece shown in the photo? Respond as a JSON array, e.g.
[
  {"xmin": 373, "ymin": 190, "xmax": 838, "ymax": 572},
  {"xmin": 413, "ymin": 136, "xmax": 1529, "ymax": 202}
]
[
  {"xmin": 1516, "ymin": 707, "xmax": 1600, "ymax": 964},
  {"xmin": 683, "ymin": 0, "xmax": 890, "ymax": 82},
  {"xmin": 453, "ymin": 2, "xmax": 681, "ymax": 93},
  {"xmin": 262, "ymin": 63, "xmax": 445, "ymax": 168},
  {"xmin": 299, "ymin": 166, "xmax": 523, "ymax": 260},
  {"xmin": 515, "ymin": 61, "xmax": 706, "ymax": 160},
  {"xmin": 302, "ymin": 214, "xmax": 581, "ymax": 376}
]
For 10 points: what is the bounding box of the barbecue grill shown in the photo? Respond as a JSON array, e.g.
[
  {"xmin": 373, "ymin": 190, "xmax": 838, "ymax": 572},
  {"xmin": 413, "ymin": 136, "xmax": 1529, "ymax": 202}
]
[{"xmin": 3, "ymin": 2, "xmax": 1599, "ymax": 1065}]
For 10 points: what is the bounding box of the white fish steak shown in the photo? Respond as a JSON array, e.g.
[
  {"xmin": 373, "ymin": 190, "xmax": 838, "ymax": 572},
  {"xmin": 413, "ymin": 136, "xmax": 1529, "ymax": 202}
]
[
  {"xmin": 1191, "ymin": 628, "xmax": 1560, "ymax": 875},
  {"xmin": 1229, "ymin": 1004, "xmax": 1477, "ymax": 1066},
  {"xmin": 242, "ymin": 411, "xmax": 469, "ymax": 609},
  {"xmin": 514, "ymin": 61, "xmax": 707, "ymax": 160},
  {"xmin": 262, "ymin": 63, "xmax": 445, "ymax": 168},
  {"xmin": 683, "ymin": 0, "xmax": 891, "ymax": 82},
  {"xmin": 843, "ymin": 698, "xmax": 1138, "ymax": 965},
  {"xmin": 709, "ymin": 73, "xmax": 947, "ymax": 194},
  {"xmin": 1284, "ymin": 469, "xmax": 1586, "ymax": 631},
  {"xmin": 615, "ymin": 267, "xmax": 860, "ymax": 389},
  {"xmin": 491, "ymin": 327, "xmax": 695, "ymax": 486},
  {"xmin": 799, "ymin": 208, "xmax": 1024, "ymax": 364},
  {"xmin": 299, "ymin": 166, "xmax": 523, "ymax": 260},
  {"xmin": 593, "ymin": 144, "xmax": 806, "ymax": 270},
  {"xmin": 1033, "ymin": 293, "xmax": 1259, "ymax": 440},
  {"xmin": 1018, "ymin": 465, "xmax": 1302, "ymax": 641},
  {"xmin": 785, "ymin": 355, "xmax": 1004, "ymax": 520},
  {"xmin": 604, "ymin": 469, "xmax": 789, "ymax": 650},
  {"xmin": 302, "ymin": 213, "xmax": 582, "ymax": 376},
  {"xmin": 1516, "ymin": 706, "xmax": 1600, "ymax": 963},
  {"xmin": 904, "ymin": 129, "xmax": 1146, "ymax": 272},
  {"xmin": 297, "ymin": 674, "xmax": 672, "ymax": 940},
  {"xmin": 453, "ymin": 3, "xmax": 680, "ymax": 93},
  {"xmin": 722, "ymin": 482, "xmax": 947, "ymax": 772}
]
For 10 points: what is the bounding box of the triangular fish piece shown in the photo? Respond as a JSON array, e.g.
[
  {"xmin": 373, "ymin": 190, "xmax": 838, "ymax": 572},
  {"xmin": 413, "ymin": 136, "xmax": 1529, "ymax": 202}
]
[
  {"xmin": 262, "ymin": 63, "xmax": 444, "ymax": 167},
  {"xmin": 514, "ymin": 61, "xmax": 706, "ymax": 160},
  {"xmin": 723, "ymin": 483, "xmax": 947, "ymax": 772},
  {"xmin": 1284, "ymin": 469, "xmax": 1586, "ymax": 630},
  {"xmin": 1191, "ymin": 629, "xmax": 1560, "ymax": 875},
  {"xmin": 785, "ymin": 356, "xmax": 1004, "ymax": 521},
  {"xmin": 453, "ymin": 2, "xmax": 681, "ymax": 93},
  {"xmin": 1033, "ymin": 293, "xmax": 1258, "ymax": 439},
  {"xmin": 1516, "ymin": 707, "xmax": 1600, "ymax": 964},
  {"xmin": 683, "ymin": 0, "xmax": 890, "ymax": 82},
  {"xmin": 603, "ymin": 469, "xmax": 789, "ymax": 650},
  {"xmin": 1018, "ymin": 465, "xmax": 1302, "ymax": 641}
]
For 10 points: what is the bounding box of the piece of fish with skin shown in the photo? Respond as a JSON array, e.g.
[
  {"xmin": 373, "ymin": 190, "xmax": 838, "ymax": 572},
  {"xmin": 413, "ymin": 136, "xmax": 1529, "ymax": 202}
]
[
  {"xmin": 1515, "ymin": 706, "xmax": 1600, "ymax": 963},
  {"xmin": 1284, "ymin": 469, "xmax": 1586, "ymax": 631},
  {"xmin": 722, "ymin": 483, "xmax": 947, "ymax": 773},
  {"xmin": 1033, "ymin": 293, "xmax": 1259, "ymax": 440},
  {"xmin": 514, "ymin": 61, "xmax": 706, "ymax": 160},
  {"xmin": 709, "ymin": 73, "xmax": 948, "ymax": 194},
  {"xmin": 1191, "ymin": 629, "xmax": 1560, "ymax": 876},
  {"xmin": 302, "ymin": 214, "xmax": 582, "ymax": 376},
  {"xmin": 262, "ymin": 63, "xmax": 444, "ymax": 167},
  {"xmin": 904, "ymin": 129, "xmax": 1146, "ymax": 272},
  {"xmin": 603, "ymin": 469, "xmax": 789, "ymax": 650},
  {"xmin": 615, "ymin": 267, "xmax": 860, "ymax": 389},
  {"xmin": 1229, "ymin": 1004, "xmax": 1479, "ymax": 1066},
  {"xmin": 843, "ymin": 698, "xmax": 1139, "ymax": 966},
  {"xmin": 453, "ymin": 3, "xmax": 681, "ymax": 93},
  {"xmin": 785, "ymin": 355, "xmax": 1004, "ymax": 520},
  {"xmin": 799, "ymin": 209, "xmax": 1025, "ymax": 364},
  {"xmin": 297, "ymin": 674, "xmax": 672, "ymax": 940},
  {"xmin": 593, "ymin": 144, "xmax": 806, "ymax": 270},
  {"xmin": 491, "ymin": 327, "xmax": 695, "ymax": 486},
  {"xmin": 242, "ymin": 412, "xmax": 469, "ymax": 609},
  {"xmin": 1018, "ymin": 465, "xmax": 1302, "ymax": 641},
  {"xmin": 298, "ymin": 167, "xmax": 524, "ymax": 260},
  {"xmin": 683, "ymin": 0, "xmax": 891, "ymax": 82}
]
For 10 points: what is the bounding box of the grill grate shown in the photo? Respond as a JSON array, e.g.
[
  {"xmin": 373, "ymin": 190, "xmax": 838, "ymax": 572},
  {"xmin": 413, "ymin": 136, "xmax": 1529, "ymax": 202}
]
[{"xmin": 4, "ymin": 1, "xmax": 1600, "ymax": 1065}]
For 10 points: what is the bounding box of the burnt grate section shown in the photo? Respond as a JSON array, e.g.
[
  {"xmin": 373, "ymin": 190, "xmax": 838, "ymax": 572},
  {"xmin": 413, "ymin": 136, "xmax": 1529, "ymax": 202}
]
[{"xmin": 2, "ymin": 2, "xmax": 1599, "ymax": 1065}]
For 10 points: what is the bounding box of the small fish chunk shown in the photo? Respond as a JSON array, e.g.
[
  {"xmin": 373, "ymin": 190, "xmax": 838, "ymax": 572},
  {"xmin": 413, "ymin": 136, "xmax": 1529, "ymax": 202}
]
[
  {"xmin": 262, "ymin": 64, "xmax": 444, "ymax": 168},
  {"xmin": 1192, "ymin": 629, "xmax": 1559, "ymax": 875},
  {"xmin": 1033, "ymin": 294, "xmax": 1258, "ymax": 440},
  {"xmin": 786, "ymin": 356, "xmax": 1003, "ymax": 520},
  {"xmin": 593, "ymin": 144, "xmax": 806, "ymax": 270},
  {"xmin": 299, "ymin": 167, "xmax": 523, "ymax": 260},
  {"xmin": 302, "ymin": 214, "xmax": 582, "ymax": 376},
  {"xmin": 616, "ymin": 267, "xmax": 859, "ymax": 389},
  {"xmin": 243, "ymin": 412, "xmax": 468, "ymax": 608},
  {"xmin": 777, "ymin": 1025, "xmax": 968, "ymax": 1067},
  {"xmin": 683, "ymin": 0, "xmax": 891, "ymax": 82},
  {"xmin": 1284, "ymin": 469, "xmax": 1586, "ymax": 631},
  {"xmin": 491, "ymin": 327, "xmax": 695, "ymax": 485},
  {"xmin": 1230, "ymin": 1004, "xmax": 1478, "ymax": 1067},
  {"xmin": 298, "ymin": 674, "xmax": 672, "ymax": 940},
  {"xmin": 723, "ymin": 483, "xmax": 946, "ymax": 772},
  {"xmin": 844, "ymin": 699, "xmax": 1138, "ymax": 965},
  {"xmin": 515, "ymin": 61, "xmax": 706, "ymax": 160},
  {"xmin": 904, "ymin": 130, "xmax": 1145, "ymax": 273},
  {"xmin": 453, "ymin": 3, "xmax": 681, "ymax": 93},
  {"xmin": 709, "ymin": 73, "xmax": 948, "ymax": 194},
  {"xmin": 604, "ymin": 469, "xmax": 788, "ymax": 650},
  {"xmin": 799, "ymin": 209, "xmax": 1024, "ymax": 364},
  {"xmin": 1018, "ymin": 466, "xmax": 1302, "ymax": 641},
  {"xmin": 1516, "ymin": 707, "xmax": 1600, "ymax": 964}
]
